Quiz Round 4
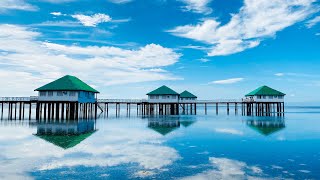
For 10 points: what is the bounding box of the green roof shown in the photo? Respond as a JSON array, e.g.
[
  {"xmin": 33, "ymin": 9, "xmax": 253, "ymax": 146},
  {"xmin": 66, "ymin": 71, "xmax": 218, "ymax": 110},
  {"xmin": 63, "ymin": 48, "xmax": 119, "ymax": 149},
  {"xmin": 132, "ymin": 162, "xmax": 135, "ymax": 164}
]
[
  {"xmin": 35, "ymin": 75, "xmax": 99, "ymax": 93},
  {"xmin": 35, "ymin": 131, "xmax": 96, "ymax": 149},
  {"xmin": 180, "ymin": 90, "xmax": 197, "ymax": 98},
  {"xmin": 246, "ymin": 86, "xmax": 285, "ymax": 96},
  {"xmin": 147, "ymin": 85, "xmax": 179, "ymax": 95}
]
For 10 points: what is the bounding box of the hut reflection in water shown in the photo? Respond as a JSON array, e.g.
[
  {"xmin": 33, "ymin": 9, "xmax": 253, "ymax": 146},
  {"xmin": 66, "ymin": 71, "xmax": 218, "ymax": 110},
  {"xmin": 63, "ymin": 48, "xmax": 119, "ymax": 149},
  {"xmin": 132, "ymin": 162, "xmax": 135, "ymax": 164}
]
[
  {"xmin": 246, "ymin": 118, "xmax": 285, "ymax": 136},
  {"xmin": 34, "ymin": 120, "xmax": 97, "ymax": 149}
]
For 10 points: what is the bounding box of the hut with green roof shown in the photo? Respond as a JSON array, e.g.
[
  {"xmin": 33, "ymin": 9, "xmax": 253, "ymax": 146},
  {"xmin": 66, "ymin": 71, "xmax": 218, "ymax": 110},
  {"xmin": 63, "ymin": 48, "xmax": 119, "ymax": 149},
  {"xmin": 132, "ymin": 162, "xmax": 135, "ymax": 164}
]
[
  {"xmin": 35, "ymin": 75, "xmax": 99, "ymax": 103},
  {"xmin": 180, "ymin": 90, "xmax": 197, "ymax": 101},
  {"xmin": 245, "ymin": 85, "xmax": 285, "ymax": 102},
  {"xmin": 147, "ymin": 85, "xmax": 179, "ymax": 103}
]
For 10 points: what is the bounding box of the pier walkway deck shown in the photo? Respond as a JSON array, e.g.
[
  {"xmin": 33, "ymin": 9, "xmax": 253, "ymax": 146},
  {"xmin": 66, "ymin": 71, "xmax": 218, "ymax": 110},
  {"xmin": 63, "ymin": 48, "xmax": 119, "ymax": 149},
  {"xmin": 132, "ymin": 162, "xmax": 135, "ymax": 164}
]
[{"xmin": 0, "ymin": 96, "xmax": 284, "ymax": 120}]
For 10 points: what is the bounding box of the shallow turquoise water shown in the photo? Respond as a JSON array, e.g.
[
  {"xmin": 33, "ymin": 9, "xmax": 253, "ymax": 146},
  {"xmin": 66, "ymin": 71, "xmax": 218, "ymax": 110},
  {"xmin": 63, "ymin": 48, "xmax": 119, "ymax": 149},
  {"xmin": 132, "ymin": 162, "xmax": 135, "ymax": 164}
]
[{"xmin": 0, "ymin": 106, "xmax": 319, "ymax": 179}]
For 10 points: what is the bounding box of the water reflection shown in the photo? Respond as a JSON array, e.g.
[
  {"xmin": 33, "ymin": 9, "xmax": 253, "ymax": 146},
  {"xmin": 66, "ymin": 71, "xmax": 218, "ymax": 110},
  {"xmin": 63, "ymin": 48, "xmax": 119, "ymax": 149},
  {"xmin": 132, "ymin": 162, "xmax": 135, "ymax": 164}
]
[
  {"xmin": 34, "ymin": 120, "xmax": 97, "ymax": 149},
  {"xmin": 147, "ymin": 116, "xmax": 197, "ymax": 136},
  {"xmin": 246, "ymin": 118, "xmax": 285, "ymax": 136}
]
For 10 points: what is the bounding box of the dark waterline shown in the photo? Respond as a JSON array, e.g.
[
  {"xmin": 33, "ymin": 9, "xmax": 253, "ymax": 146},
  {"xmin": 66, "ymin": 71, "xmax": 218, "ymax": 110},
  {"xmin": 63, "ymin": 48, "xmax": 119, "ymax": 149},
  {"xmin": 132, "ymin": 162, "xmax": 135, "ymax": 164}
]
[{"xmin": 0, "ymin": 106, "xmax": 319, "ymax": 179}]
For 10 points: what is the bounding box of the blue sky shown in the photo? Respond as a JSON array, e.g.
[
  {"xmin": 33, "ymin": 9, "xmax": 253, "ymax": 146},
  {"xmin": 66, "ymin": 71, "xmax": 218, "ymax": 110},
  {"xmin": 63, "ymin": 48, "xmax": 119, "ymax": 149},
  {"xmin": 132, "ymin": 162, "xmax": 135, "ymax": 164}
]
[{"xmin": 0, "ymin": 0, "xmax": 320, "ymax": 103}]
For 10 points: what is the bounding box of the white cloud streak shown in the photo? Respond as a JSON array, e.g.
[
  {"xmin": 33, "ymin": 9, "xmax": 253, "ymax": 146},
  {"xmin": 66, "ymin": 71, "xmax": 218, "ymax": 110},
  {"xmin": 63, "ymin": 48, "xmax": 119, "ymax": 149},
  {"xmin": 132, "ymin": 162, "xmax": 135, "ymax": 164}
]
[
  {"xmin": 181, "ymin": 157, "xmax": 264, "ymax": 179},
  {"xmin": 0, "ymin": 0, "xmax": 38, "ymax": 11},
  {"xmin": 169, "ymin": 0, "xmax": 318, "ymax": 56},
  {"xmin": 0, "ymin": 121, "xmax": 180, "ymax": 179},
  {"xmin": 214, "ymin": 128, "xmax": 244, "ymax": 135},
  {"xmin": 50, "ymin": 12, "xmax": 67, "ymax": 16},
  {"xmin": 0, "ymin": 24, "xmax": 181, "ymax": 96},
  {"xmin": 209, "ymin": 78, "xmax": 244, "ymax": 85},
  {"xmin": 108, "ymin": 0, "xmax": 133, "ymax": 4},
  {"xmin": 179, "ymin": 0, "xmax": 212, "ymax": 14},
  {"xmin": 71, "ymin": 13, "xmax": 112, "ymax": 27},
  {"xmin": 306, "ymin": 16, "xmax": 320, "ymax": 28}
]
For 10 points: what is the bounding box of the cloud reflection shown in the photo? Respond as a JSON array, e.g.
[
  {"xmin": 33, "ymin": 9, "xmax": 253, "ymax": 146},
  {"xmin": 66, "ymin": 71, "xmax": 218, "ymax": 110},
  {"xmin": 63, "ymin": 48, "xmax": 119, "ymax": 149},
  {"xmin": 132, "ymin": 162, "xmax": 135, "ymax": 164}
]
[{"xmin": 0, "ymin": 119, "xmax": 180, "ymax": 179}]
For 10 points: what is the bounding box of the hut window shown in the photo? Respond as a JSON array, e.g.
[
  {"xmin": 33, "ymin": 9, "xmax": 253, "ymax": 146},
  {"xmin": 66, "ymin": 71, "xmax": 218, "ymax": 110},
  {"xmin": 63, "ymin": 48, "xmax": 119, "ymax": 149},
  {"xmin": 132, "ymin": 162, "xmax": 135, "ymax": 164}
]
[
  {"xmin": 162, "ymin": 95, "xmax": 166, "ymax": 99},
  {"xmin": 40, "ymin": 92, "xmax": 46, "ymax": 96},
  {"xmin": 69, "ymin": 92, "xmax": 76, "ymax": 96},
  {"xmin": 156, "ymin": 96, "xmax": 159, "ymax": 99},
  {"xmin": 274, "ymin": 96, "xmax": 278, "ymax": 99},
  {"xmin": 269, "ymin": 96, "xmax": 273, "ymax": 99},
  {"xmin": 279, "ymin": 96, "xmax": 283, "ymax": 99},
  {"xmin": 150, "ymin": 96, "xmax": 154, "ymax": 99},
  {"xmin": 48, "ymin": 92, "xmax": 53, "ymax": 96},
  {"xmin": 57, "ymin": 92, "xmax": 63, "ymax": 96},
  {"xmin": 263, "ymin": 96, "xmax": 266, "ymax": 99},
  {"xmin": 257, "ymin": 96, "xmax": 261, "ymax": 99}
]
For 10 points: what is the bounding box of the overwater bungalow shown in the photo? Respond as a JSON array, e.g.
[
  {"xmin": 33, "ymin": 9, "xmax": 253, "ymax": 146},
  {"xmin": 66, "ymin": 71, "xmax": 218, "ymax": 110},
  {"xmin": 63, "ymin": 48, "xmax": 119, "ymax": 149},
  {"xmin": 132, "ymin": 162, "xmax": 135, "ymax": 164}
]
[
  {"xmin": 147, "ymin": 85, "xmax": 180, "ymax": 103},
  {"xmin": 245, "ymin": 85, "xmax": 286, "ymax": 102},
  {"xmin": 34, "ymin": 75, "xmax": 100, "ymax": 120},
  {"xmin": 35, "ymin": 75, "xmax": 99, "ymax": 103},
  {"xmin": 180, "ymin": 90, "xmax": 197, "ymax": 102}
]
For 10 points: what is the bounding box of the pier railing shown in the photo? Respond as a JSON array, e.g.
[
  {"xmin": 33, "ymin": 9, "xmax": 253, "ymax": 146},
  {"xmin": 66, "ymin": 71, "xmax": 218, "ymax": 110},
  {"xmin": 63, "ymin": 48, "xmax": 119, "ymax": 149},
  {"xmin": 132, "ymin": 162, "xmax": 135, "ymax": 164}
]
[
  {"xmin": 0, "ymin": 97, "xmax": 257, "ymax": 103},
  {"xmin": 97, "ymin": 99, "xmax": 148, "ymax": 103},
  {"xmin": 97, "ymin": 99, "xmax": 243, "ymax": 103},
  {"xmin": 196, "ymin": 99, "xmax": 242, "ymax": 103},
  {"xmin": 0, "ymin": 97, "xmax": 38, "ymax": 102}
]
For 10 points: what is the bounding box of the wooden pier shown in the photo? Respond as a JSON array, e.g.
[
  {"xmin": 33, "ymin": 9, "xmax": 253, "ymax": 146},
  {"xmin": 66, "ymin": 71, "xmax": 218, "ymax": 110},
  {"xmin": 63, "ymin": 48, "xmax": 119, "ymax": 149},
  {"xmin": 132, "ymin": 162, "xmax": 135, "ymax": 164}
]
[
  {"xmin": 0, "ymin": 97, "xmax": 285, "ymax": 120},
  {"xmin": 0, "ymin": 97, "xmax": 97, "ymax": 121}
]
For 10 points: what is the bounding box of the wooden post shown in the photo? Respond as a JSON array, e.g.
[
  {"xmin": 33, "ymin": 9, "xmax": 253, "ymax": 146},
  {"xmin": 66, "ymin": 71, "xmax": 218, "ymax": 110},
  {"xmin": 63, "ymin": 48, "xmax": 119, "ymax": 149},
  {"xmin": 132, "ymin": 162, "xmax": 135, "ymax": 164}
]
[
  {"xmin": 29, "ymin": 103, "xmax": 32, "ymax": 120},
  {"xmin": 14, "ymin": 103, "xmax": 17, "ymax": 120},
  {"xmin": 22, "ymin": 103, "xmax": 25, "ymax": 120},
  {"xmin": 205, "ymin": 103, "xmax": 207, "ymax": 115},
  {"xmin": 61, "ymin": 103, "xmax": 65, "ymax": 120},
  {"xmin": 1, "ymin": 102, "xmax": 3, "ymax": 119},
  {"xmin": 235, "ymin": 103, "xmax": 237, "ymax": 114},
  {"xmin": 227, "ymin": 103, "xmax": 229, "ymax": 115},
  {"xmin": 51, "ymin": 103, "xmax": 55, "ymax": 120},
  {"xmin": 44, "ymin": 103, "xmax": 47, "ymax": 121},
  {"xmin": 35, "ymin": 103, "xmax": 39, "ymax": 120},
  {"xmin": 76, "ymin": 103, "xmax": 79, "ymax": 120},
  {"xmin": 94, "ymin": 103, "xmax": 97, "ymax": 119},
  {"xmin": 216, "ymin": 103, "xmax": 218, "ymax": 115},
  {"xmin": 106, "ymin": 103, "xmax": 109, "ymax": 117},
  {"xmin": 55, "ymin": 103, "xmax": 60, "ymax": 120},
  {"xmin": 19, "ymin": 102, "xmax": 22, "ymax": 120}
]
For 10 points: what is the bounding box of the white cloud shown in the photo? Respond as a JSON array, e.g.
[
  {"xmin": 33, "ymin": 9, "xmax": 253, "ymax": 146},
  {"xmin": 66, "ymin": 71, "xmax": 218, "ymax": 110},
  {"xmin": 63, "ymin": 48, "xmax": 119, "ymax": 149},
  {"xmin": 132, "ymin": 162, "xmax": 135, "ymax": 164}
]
[
  {"xmin": 275, "ymin": 73, "xmax": 284, "ymax": 76},
  {"xmin": 209, "ymin": 78, "xmax": 244, "ymax": 85},
  {"xmin": 198, "ymin": 58, "xmax": 210, "ymax": 63},
  {"xmin": 179, "ymin": 0, "xmax": 212, "ymax": 14},
  {"xmin": 41, "ymin": 0, "xmax": 76, "ymax": 3},
  {"xmin": 169, "ymin": 0, "xmax": 317, "ymax": 56},
  {"xmin": 214, "ymin": 128, "xmax": 244, "ymax": 135},
  {"xmin": 316, "ymin": 33, "xmax": 320, "ymax": 36},
  {"xmin": 0, "ymin": 121, "xmax": 180, "ymax": 179},
  {"xmin": 306, "ymin": 16, "xmax": 320, "ymax": 28},
  {"xmin": 0, "ymin": 24, "xmax": 181, "ymax": 96},
  {"xmin": 0, "ymin": 0, "xmax": 37, "ymax": 11},
  {"xmin": 71, "ymin": 13, "xmax": 112, "ymax": 27},
  {"xmin": 181, "ymin": 157, "xmax": 264, "ymax": 179},
  {"xmin": 50, "ymin": 12, "xmax": 67, "ymax": 16},
  {"xmin": 108, "ymin": 0, "xmax": 133, "ymax": 4}
]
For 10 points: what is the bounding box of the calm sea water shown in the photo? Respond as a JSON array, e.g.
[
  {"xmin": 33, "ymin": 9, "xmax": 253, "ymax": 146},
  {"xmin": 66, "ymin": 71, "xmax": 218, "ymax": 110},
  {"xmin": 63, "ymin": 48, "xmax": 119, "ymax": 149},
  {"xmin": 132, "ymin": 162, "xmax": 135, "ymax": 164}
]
[{"xmin": 0, "ymin": 106, "xmax": 319, "ymax": 179}]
